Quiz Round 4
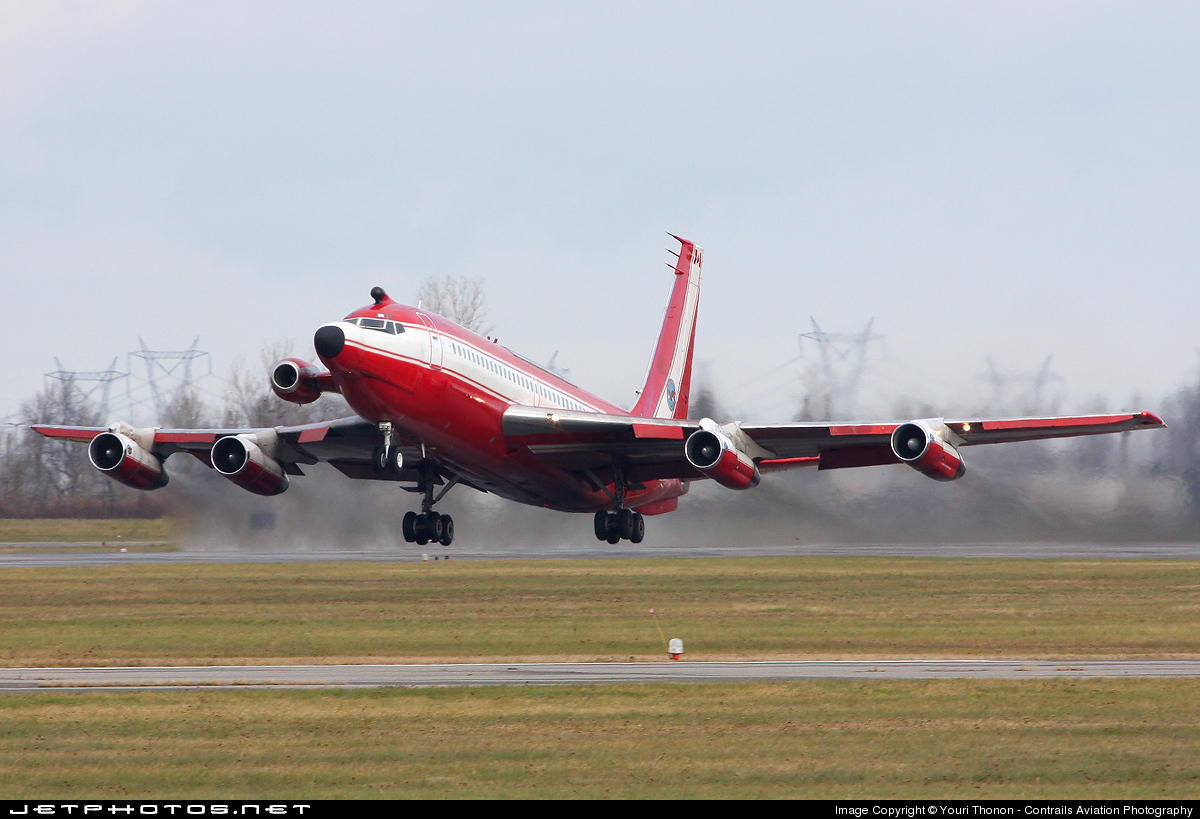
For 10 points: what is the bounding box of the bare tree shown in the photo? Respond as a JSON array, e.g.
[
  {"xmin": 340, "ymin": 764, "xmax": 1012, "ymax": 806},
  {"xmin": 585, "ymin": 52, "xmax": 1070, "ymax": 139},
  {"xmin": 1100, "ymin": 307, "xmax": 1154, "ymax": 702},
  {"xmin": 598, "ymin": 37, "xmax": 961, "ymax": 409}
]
[
  {"xmin": 161, "ymin": 385, "xmax": 213, "ymax": 430},
  {"xmin": 8, "ymin": 377, "xmax": 111, "ymax": 515},
  {"xmin": 416, "ymin": 274, "xmax": 493, "ymax": 336},
  {"xmin": 222, "ymin": 339, "xmax": 351, "ymax": 429}
]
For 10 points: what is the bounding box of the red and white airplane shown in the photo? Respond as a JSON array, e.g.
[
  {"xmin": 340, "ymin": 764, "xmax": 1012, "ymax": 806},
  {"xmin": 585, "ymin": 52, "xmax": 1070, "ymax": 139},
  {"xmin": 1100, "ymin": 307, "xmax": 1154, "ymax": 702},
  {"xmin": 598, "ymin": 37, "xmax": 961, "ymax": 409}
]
[{"xmin": 35, "ymin": 236, "xmax": 1165, "ymax": 546}]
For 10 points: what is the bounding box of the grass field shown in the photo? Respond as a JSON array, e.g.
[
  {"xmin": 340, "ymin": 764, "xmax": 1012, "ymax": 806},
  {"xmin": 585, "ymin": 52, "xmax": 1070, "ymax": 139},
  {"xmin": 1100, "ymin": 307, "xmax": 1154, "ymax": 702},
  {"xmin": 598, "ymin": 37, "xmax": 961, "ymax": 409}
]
[
  {"xmin": 0, "ymin": 517, "xmax": 174, "ymax": 543},
  {"xmin": 2, "ymin": 556, "xmax": 1199, "ymax": 666},
  {"xmin": 2, "ymin": 680, "xmax": 1198, "ymax": 799},
  {"xmin": 3, "ymin": 548, "xmax": 1200, "ymax": 798}
]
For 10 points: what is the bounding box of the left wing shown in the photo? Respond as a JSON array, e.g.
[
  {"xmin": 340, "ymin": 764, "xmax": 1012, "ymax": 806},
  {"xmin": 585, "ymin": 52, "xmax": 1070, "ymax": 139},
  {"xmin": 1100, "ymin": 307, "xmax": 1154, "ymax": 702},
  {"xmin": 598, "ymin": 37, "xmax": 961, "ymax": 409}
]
[{"xmin": 501, "ymin": 406, "xmax": 1166, "ymax": 487}]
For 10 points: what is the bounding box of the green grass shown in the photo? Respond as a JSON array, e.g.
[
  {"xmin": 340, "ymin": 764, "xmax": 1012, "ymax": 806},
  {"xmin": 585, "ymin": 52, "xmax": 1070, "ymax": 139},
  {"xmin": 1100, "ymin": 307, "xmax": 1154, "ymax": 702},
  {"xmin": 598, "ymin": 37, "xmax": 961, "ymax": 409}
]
[{"xmin": 4, "ymin": 554, "xmax": 1200, "ymax": 798}]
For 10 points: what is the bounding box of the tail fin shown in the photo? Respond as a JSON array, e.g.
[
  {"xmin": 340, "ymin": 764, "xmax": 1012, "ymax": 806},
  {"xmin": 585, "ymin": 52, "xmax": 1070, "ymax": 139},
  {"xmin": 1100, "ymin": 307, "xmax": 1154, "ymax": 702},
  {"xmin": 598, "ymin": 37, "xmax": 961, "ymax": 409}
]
[{"xmin": 632, "ymin": 235, "xmax": 702, "ymax": 419}]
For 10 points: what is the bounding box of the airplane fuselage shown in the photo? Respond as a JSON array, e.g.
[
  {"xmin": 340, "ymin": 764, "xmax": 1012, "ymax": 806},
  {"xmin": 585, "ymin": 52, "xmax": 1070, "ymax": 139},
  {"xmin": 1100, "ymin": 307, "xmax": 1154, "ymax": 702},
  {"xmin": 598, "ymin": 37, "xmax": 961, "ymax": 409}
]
[{"xmin": 315, "ymin": 303, "xmax": 688, "ymax": 515}]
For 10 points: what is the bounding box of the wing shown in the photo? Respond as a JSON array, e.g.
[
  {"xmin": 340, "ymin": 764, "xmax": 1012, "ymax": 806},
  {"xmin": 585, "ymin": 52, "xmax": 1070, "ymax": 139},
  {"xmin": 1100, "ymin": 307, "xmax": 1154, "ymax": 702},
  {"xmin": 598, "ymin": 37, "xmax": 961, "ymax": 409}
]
[
  {"xmin": 501, "ymin": 406, "xmax": 1166, "ymax": 484},
  {"xmin": 32, "ymin": 417, "xmax": 434, "ymax": 485}
]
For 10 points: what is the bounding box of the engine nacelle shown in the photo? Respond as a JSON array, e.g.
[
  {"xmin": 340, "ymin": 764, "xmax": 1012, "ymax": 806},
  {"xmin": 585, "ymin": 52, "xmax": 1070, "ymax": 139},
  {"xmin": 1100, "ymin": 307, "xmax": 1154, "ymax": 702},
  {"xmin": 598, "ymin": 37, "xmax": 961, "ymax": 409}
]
[
  {"xmin": 685, "ymin": 427, "xmax": 761, "ymax": 490},
  {"xmin": 211, "ymin": 435, "xmax": 290, "ymax": 496},
  {"xmin": 890, "ymin": 421, "xmax": 966, "ymax": 482},
  {"xmin": 88, "ymin": 432, "xmax": 168, "ymax": 490},
  {"xmin": 270, "ymin": 358, "xmax": 325, "ymax": 404}
]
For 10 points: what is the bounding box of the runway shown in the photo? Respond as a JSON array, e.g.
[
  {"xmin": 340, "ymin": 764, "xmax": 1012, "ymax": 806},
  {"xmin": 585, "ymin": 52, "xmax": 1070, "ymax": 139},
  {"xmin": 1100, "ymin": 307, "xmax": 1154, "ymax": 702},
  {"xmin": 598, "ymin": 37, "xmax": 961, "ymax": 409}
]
[
  {"xmin": 3, "ymin": 539, "xmax": 1200, "ymax": 568},
  {"xmin": 3, "ymin": 659, "xmax": 1200, "ymax": 692}
]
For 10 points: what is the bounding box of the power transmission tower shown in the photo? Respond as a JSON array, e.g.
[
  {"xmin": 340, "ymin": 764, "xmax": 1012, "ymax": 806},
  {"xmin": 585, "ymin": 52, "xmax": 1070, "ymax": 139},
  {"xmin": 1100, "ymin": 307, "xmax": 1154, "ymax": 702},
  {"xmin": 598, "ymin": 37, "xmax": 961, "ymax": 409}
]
[
  {"xmin": 977, "ymin": 356, "xmax": 1063, "ymax": 415},
  {"xmin": 126, "ymin": 338, "xmax": 214, "ymax": 423},
  {"xmin": 45, "ymin": 358, "xmax": 128, "ymax": 420},
  {"xmin": 797, "ymin": 318, "xmax": 884, "ymax": 419}
]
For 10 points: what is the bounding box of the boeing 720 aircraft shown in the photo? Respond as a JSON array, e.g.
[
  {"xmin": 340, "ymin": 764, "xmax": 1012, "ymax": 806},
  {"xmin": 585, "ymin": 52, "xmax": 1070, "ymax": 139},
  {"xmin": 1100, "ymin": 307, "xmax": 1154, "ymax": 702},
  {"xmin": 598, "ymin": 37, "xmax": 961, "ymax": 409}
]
[{"xmin": 34, "ymin": 236, "xmax": 1165, "ymax": 546}]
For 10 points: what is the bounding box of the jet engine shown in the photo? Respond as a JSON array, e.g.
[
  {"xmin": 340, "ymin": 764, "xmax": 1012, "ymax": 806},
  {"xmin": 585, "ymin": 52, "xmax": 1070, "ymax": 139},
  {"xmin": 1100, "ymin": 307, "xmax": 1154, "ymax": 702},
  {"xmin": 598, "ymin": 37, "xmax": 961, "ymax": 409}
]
[
  {"xmin": 270, "ymin": 358, "xmax": 325, "ymax": 404},
  {"xmin": 684, "ymin": 426, "xmax": 761, "ymax": 490},
  {"xmin": 88, "ymin": 431, "xmax": 169, "ymax": 490},
  {"xmin": 211, "ymin": 435, "xmax": 290, "ymax": 496},
  {"xmin": 890, "ymin": 421, "xmax": 966, "ymax": 482}
]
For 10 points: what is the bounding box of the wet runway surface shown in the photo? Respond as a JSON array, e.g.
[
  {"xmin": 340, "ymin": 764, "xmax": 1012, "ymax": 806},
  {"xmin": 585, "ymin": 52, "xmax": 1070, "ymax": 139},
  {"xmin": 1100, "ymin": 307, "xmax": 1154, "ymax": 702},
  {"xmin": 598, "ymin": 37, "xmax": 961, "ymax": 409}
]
[
  {"xmin": 4, "ymin": 659, "xmax": 1200, "ymax": 693},
  {"xmin": 3, "ymin": 540, "xmax": 1200, "ymax": 568}
]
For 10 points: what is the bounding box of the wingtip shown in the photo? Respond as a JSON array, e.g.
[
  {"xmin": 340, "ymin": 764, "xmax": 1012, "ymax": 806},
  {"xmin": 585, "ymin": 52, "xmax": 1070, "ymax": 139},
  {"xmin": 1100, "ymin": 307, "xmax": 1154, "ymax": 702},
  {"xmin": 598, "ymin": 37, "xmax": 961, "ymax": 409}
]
[{"xmin": 1139, "ymin": 411, "xmax": 1167, "ymax": 428}]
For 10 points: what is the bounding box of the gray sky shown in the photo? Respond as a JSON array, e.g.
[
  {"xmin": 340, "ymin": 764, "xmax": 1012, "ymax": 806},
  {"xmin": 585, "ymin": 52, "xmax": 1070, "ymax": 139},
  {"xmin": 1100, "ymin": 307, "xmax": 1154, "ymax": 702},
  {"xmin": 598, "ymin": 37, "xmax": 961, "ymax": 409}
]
[{"xmin": 4, "ymin": 1, "xmax": 1199, "ymax": 425}]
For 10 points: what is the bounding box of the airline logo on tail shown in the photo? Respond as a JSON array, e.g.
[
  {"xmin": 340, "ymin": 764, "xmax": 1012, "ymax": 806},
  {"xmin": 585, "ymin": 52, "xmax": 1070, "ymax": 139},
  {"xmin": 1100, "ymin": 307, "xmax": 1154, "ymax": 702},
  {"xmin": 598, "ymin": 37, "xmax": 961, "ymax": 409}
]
[{"xmin": 633, "ymin": 236, "xmax": 702, "ymax": 420}]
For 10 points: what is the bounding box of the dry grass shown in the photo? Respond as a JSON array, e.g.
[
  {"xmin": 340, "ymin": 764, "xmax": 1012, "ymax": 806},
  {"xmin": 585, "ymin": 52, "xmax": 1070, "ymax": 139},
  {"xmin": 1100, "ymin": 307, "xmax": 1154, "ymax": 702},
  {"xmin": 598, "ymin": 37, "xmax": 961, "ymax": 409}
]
[
  {"xmin": 0, "ymin": 518, "xmax": 174, "ymax": 543},
  {"xmin": 1, "ymin": 557, "xmax": 1199, "ymax": 667},
  {"xmin": 3, "ymin": 554, "xmax": 1200, "ymax": 798},
  {"xmin": 1, "ymin": 680, "xmax": 1198, "ymax": 799}
]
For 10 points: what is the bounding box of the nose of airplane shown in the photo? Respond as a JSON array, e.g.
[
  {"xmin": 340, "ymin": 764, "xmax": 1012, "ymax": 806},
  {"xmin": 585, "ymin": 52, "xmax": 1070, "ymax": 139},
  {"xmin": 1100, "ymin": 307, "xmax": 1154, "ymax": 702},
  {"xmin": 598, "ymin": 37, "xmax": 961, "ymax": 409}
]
[{"xmin": 314, "ymin": 324, "xmax": 345, "ymax": 360}]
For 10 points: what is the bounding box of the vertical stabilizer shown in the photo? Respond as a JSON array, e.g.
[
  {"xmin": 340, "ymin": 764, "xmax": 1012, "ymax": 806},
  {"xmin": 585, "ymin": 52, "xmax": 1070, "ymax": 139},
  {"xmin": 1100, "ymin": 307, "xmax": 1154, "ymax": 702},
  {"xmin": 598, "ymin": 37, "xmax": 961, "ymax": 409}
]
[{"xmin": 632, "ymin": 235, "xmax": 702, "ymax": 419}]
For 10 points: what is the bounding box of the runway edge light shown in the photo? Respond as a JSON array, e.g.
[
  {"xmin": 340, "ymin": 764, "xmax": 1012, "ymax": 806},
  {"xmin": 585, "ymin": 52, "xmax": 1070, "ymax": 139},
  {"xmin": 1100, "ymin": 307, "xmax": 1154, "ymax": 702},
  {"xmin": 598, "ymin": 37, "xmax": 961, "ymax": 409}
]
[{"xmin": 668, "ymin": 638, "xmax": 684, "ymax": 661}]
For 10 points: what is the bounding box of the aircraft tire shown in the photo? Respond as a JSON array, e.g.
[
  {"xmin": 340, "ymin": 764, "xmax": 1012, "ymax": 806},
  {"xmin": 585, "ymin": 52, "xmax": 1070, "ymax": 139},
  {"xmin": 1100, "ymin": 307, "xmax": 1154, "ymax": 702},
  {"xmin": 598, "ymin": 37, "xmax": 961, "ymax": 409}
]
[
  {"xmin": 439, "ymin": 515, "xmax": 454, "ymax": 547},
  {"xmin": 617, "ymin": 509, "xmax": 635, "ymax": 540},
  {"xmin": 629, "ymin": 512, "xmax": 645, "ymax": 544},
  {"xmin": 402, "ymin": 511, "xmax": 417, "ymax": 542},
  {"xmin": 594, "ymin": 510, "xmax": 609, "ymax": 541},
  {"xmin": 427, "ymin": 512, "xmax": 444, "ymax": 542},
  {"xmin": 372, "ymin": 446, "xmax": 388, "ymax": 474}
]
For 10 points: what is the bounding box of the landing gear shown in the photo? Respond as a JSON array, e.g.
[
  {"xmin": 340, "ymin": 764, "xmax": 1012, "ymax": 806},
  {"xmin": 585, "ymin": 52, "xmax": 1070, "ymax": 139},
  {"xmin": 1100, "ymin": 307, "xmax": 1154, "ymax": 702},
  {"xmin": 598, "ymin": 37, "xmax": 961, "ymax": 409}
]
[
  {"xmin": 372, "ymin": 421, "xmax": 405, "ymax": 476},
  {"xmin": 588, "ymin": 461, "xmax": 646, "ymax": 544},
  {"xmin": 594, "ymin": 509, "xmax": 644, "ymax": 544},
  {"xmin": 399, "ymin": 458, "xmax": 458, "ymax": 547},
  {"xmin": 404, "ymin": 510, "xmax": 453, "ymax": 547}
]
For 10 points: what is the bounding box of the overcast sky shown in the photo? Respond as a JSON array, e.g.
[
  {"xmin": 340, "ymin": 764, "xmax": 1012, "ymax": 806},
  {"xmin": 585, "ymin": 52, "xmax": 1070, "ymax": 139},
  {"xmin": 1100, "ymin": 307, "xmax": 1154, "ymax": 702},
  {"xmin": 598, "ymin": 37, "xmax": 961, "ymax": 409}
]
[{"xmin": 4, "ymin": 1, "xmax": 1198, "ymax": 425}]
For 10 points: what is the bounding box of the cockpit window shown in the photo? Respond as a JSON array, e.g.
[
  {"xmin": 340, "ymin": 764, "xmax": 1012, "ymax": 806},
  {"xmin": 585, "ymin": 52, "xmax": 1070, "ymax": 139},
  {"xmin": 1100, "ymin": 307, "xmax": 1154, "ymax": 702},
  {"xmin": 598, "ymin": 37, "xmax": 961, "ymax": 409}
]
[{"xmin": 344, "ymin": 317, "xmax": 404, "ymax": 334}]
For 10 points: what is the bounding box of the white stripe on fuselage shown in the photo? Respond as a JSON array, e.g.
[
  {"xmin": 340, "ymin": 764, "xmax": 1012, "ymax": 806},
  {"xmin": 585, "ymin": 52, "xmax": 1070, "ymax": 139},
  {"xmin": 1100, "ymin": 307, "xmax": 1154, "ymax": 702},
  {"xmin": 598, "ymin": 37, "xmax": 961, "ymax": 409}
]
[{"xmin": 344, "ymin": 321, "xmax": 608, "ymax": 413}]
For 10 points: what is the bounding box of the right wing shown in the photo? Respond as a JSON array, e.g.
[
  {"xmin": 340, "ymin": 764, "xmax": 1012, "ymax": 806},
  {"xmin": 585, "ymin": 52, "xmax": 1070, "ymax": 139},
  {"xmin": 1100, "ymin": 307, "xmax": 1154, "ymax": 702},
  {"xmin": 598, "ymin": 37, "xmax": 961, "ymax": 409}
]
[{"xmin": 32, "ymin": 416, "xmax": 447, "ymax": 493}]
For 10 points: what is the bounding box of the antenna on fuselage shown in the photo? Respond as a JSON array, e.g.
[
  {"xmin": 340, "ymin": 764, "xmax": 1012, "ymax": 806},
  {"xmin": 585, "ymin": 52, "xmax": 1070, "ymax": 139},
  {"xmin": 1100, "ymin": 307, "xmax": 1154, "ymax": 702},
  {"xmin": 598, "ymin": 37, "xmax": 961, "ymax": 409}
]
[{"xmin": 370, "ymin": 286, "xmax": 388, "ymax": 306}]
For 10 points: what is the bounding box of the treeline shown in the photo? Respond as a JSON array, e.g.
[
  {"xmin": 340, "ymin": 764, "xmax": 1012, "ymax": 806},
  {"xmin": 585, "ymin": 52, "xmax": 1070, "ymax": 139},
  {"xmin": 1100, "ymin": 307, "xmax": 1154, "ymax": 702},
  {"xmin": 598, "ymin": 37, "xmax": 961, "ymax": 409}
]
[{"xmin": 1, "ymin": 343, "xmax": 349, "ymax": 518}]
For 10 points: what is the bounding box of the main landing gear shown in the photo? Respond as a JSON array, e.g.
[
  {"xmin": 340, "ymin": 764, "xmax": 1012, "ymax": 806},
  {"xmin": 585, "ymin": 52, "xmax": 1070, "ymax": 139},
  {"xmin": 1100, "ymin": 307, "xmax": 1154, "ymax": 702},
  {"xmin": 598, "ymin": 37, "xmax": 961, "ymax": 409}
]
[
  {"xmin": 402, "ymin": 463, "xmax": 459, "ymax": 547},
  {"xmin": 594, "ymin": 509, "xmax": 645, "ymax": 544},
  {"xmin": 588, "ymin": 462, "xmax": 645, "ymax": 544},
  {"xmin": 403, "ymin": 510, "xmax": 454, "ymax": 547}
]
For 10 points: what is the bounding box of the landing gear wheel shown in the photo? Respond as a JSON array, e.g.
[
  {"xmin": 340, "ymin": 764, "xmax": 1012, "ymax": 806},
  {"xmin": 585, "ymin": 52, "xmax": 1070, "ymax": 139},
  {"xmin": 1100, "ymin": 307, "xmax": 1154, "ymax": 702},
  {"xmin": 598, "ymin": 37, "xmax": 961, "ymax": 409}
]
[
  {"xmin": 389, "ymin": 447, "xmax": 405, "ymax": 476},
  {"xmin": 438, "ymin": 515, "xmax": 454, "ymax": 547},
  {"xmin": 605, "ymin": 513, "xmax": 621, "ymax": 544},
  {"xmin": 372, "ymin": 446, "xmax": 388, "ymax": 474},
  {"xmin": 402, "ymin": 511, "xmax": 417, "ymax": 543},
  {"xmin": 629, "ymin": 512, "xmax": 644, "ymax": 544},
  {"xmin": 617, "ymin": 509, "xmax": 635, "ymax": 540},
  {"xmin": 594, "ymin": 510, "xmax": 610, "ymax": 541},
  {"xmin": 427, "ymin": 512, "xmax": 444, "ymax": 543}
]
